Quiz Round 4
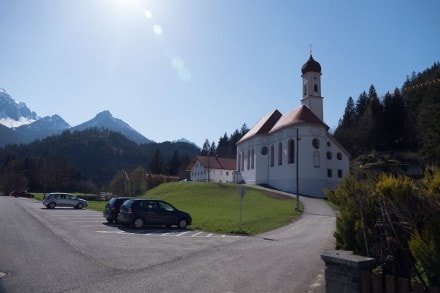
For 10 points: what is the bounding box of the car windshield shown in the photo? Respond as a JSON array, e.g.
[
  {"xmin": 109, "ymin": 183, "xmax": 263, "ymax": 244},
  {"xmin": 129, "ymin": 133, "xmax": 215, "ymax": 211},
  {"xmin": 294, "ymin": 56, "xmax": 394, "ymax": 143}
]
[{"xmin": 108, "ymin": 198, "xmax": 117, "ymax": 205}]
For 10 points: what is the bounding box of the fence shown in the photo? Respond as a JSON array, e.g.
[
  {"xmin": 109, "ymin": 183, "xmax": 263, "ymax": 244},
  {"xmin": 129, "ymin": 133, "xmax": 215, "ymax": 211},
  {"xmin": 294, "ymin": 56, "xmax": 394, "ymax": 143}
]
[
  {"xmin": 321, "ymin": 250, "xmax": 439, "ymax": 293},
  {"xmin": 361, "ymin": 271, "xmax": 439, "ymax": 293}
]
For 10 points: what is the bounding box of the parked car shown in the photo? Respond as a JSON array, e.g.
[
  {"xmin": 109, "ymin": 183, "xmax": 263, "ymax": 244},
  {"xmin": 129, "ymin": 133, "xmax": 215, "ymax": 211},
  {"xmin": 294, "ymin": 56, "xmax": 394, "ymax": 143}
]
[
  {"xmin": 117, "ymin": 199, "xmax": 192, "ymax": 229},
  {"xmin": 43, "ymin": 192, "xmax": 88, "ymax": 209},
  {"xmin": 103, "ymin": 197, "xmax": 134, "ymax": 223},
  {"xmin": 10, "ymin": 191, "xmax": 35, "ymax": 198}
]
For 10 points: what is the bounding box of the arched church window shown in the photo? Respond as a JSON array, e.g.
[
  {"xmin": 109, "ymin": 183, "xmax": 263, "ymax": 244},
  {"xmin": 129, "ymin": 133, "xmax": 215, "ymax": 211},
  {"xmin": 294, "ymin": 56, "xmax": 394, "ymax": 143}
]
[
  {"xmin": 303, "ymin": 84, "xmax": 307, "ymax": 96},
  {"xmin": 251, "ymin": 148, "xmax": 255, "ymax": 169},
  {"xmin": 288, "ymin": 139, "xmax": 295, "ymax": 164},
  {"xmin": 313, "ymin": 151, "xmax": 320, "ymax": 167},
  {"xmin": 312, "ymin": 138, "xmax": 320, "ymax": 149},
  {"xmin": 278, "ymin": 142, "xmax": 283, "ymax": 165},
  {"xmin": 270, "ymin": 145, "xmax": 274, "ymax": 167},
  {"xmin": 314, "ymin": 83, "xmax": 318, "ymax": 92},
  {"xmin": 247, "ymin": 150, "xmax": 250, "ymax": 170}
]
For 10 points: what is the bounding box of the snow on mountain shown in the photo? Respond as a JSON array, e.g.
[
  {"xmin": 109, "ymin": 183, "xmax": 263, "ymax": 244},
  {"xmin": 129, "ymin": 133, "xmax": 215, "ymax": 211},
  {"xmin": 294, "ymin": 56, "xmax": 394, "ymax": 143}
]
[
  {"xmin": 0, "ymin": 89, "xmax": 154, "ymax": 146},
  {"xmin": 15, "ymin": 114, "xmax": 71, "ymax": 144},
  {"xmin": 0, "ymin": 88, "xmax": 39, "ymax": 128}
]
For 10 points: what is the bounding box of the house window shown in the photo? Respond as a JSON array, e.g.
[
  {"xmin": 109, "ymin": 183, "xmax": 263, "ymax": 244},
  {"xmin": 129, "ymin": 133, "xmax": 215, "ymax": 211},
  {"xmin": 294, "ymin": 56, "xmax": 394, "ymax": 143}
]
[
  {"xmin": 327, "ymin": 169, "xmax": 332, "ymax": 177},
  {"xmin": 270, "ymin": 145, "xmax": 274, "ymax": 167},
  {"xmin": 338, "ymin": 169, "xmax": 343, "ymax": 178},
  {"xmin": 251, "ymin": 148, "xmax": 255, "ymax": 169},
  {"xmin": 337, "ymin": 152, "xmax": 343, "ymax": 160},
  {"xmin": 313, "ymin": 151, "xmax": 320, "ymax": 167},
  {"xmin": 278, "ymin": 142, "xmax": 283, "ymax": 165},
  {"xmin": 226, "ymin": 172, "xmax": 229, "ymax": 176},
  {"xmin": 327, "ymin": 152, "xmax": 332, "ymax": 160},
  {"xmin": 288, "ymin": 139, "xmax": 295, "ymax": 164}
]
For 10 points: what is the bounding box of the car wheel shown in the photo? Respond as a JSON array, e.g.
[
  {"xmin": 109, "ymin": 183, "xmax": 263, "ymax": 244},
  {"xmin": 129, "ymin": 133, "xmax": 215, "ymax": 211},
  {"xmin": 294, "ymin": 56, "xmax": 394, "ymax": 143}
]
[
  {"xmin": 178, "ymin": 218, "xmax": 187, "ymax": 229},
  {"xmin": 133, "ymin": 218, "xmax": 144, "ymax": 229},
  {"xmin": 48, "ymin": 202, "xmax": 56, "ymax": 209},
  {"xmin": 76, "ymin": 203, "xmax": 84, "ymax": 209}
]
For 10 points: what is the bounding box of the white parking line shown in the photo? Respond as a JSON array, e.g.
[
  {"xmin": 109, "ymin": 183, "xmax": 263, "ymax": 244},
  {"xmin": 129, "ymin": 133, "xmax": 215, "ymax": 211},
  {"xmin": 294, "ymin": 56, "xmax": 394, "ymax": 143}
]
[
  {"xmin": 191, "ymin": 232, "xmax": 203, "ymax": 237},
  {"xmin": 176, "ymin": 231, "xmax": 190, "ymax": 236}
]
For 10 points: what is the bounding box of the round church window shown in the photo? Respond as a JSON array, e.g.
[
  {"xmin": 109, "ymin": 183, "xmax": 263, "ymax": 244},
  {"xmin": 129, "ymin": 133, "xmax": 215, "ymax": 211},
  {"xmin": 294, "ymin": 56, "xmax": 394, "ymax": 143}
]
[
  {"xmin": 261, "ymin": 146, "xmax": 268, "ymax": 155},
  {"xmin": 312, "ymin": 138, "xmax": 320, "ymax": 149}
]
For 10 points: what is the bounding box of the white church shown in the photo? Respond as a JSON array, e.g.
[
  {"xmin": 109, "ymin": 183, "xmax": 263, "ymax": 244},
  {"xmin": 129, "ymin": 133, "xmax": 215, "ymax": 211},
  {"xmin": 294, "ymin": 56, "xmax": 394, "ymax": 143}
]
[{"xmin": 236, "ymin": 54, "xmax": 350, "ymax": 198}]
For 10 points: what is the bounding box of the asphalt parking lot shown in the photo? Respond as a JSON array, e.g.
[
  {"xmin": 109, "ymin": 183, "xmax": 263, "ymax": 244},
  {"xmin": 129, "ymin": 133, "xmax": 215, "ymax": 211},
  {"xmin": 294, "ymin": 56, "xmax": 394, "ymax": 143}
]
[
  {"xmin": 1, "ymin": 196, "xmax": 332, "ymax": 292},
  {"xmin": 39, "ymin": 203, "xmax": 241, "ymax": 239}
]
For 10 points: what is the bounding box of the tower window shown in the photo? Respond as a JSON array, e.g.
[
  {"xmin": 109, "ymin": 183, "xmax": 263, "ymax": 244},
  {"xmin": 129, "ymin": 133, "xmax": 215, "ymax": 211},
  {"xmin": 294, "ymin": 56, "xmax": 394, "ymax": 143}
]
[{"xmin": 314, "ymin": 84, "xmax": 318, "ymax": 92}]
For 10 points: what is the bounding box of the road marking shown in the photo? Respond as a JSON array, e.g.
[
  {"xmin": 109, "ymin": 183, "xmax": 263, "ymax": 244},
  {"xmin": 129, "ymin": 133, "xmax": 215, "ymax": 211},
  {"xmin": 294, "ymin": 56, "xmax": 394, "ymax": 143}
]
[{"xmin": 95, "ymin": 230, "xmax": 241, "ymax": 238}]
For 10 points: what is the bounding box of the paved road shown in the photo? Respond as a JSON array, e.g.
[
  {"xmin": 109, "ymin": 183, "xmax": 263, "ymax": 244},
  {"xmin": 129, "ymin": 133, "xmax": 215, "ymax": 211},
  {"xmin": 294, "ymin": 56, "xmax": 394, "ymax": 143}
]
[{"xmin": 0, "ymin": 194, "xmax": 335, "ymax": 293}]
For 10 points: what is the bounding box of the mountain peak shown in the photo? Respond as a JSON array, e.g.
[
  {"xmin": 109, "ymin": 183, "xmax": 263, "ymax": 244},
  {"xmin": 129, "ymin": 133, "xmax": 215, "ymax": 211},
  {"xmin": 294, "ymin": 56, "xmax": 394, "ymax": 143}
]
[{"xmin": 96, "ymin": 110, "xmax": 113, "ymax": 118}]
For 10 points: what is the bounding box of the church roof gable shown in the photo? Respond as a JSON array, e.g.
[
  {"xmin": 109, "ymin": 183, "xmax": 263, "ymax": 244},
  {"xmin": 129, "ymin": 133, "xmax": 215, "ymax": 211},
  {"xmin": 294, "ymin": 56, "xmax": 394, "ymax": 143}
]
[{"xmin": 237, "ymin": 109, "xmax": 282, "ymax": 143}]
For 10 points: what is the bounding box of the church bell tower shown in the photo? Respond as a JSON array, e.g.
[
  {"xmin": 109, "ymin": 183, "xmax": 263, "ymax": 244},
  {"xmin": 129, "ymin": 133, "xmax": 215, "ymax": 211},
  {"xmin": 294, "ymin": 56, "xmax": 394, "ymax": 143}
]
[{"xmin": 301, "ymin": 54, "xmax": 324, "ymax": 121}]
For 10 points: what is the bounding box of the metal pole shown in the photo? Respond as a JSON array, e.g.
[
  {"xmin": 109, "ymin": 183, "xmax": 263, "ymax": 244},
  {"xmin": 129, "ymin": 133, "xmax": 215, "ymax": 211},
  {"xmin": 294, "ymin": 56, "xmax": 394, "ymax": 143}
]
[{"xmin": 296, "ymin": 128, "xmax": 300, "ymax": 212}]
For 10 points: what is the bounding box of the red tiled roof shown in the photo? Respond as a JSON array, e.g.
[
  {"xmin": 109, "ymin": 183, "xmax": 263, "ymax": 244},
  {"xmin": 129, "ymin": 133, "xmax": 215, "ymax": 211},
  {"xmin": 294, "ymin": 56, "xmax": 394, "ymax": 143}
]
[
  {"xmin": 237, "ymin": 106, "xmax": 328, "ymax": 144},
  {"xmin": 237, "ymin": 110, "xmax": 282, "ymax": 143},
  {"xmin": 269, "ymin": 105, "xmax": 328, "ymax": 133},
  {"xmin": 187, "ymin": 156, "xmax": 236, "ymax": 171}
]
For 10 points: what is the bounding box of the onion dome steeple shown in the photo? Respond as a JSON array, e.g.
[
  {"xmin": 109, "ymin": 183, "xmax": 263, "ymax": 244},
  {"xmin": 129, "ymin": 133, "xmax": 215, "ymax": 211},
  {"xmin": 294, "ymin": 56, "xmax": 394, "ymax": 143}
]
[{"xmin": 301, "ymin": 54, "xmax": 321, "ymax": 74}]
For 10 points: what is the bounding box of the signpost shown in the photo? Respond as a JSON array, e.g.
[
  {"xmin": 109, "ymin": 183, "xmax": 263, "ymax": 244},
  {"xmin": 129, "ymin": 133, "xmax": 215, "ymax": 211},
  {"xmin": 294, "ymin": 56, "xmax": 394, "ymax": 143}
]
[{"xmin": 237, "ymin": 186, "xmax": 247, "ymax": 232}]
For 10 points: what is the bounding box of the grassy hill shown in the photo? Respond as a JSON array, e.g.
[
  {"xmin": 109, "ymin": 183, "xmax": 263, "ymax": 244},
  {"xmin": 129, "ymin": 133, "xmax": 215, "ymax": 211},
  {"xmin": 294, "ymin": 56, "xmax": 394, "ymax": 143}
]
[{"xmin": 140, "ymin": 182, "xmax": 301, "ymax": 235}]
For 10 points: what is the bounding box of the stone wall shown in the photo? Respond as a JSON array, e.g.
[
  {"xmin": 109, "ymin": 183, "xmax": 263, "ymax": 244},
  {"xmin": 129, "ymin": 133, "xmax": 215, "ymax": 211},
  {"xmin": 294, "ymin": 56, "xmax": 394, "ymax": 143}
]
[{"xmin": 321, "ymin": 250, "xmax": 376, "ymax": 293}]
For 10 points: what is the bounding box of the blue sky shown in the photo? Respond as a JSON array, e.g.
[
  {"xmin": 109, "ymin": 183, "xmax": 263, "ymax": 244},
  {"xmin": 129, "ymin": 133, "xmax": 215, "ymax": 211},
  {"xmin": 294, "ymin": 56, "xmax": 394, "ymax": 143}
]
[{"xmin": 0, "ymin": 0, "xmax": 439, "ymax": 147}]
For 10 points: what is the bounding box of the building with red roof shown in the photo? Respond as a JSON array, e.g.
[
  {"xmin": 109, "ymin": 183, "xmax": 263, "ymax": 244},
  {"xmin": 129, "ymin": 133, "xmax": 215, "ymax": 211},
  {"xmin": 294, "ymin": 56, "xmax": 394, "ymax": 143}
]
[
  {"xmin": 236, "ymin": 54, "xmax": 350, "ymax": 198},
  {"xmin": 187, "ymin": 155, "xmax": 236, "ymax": 183}
]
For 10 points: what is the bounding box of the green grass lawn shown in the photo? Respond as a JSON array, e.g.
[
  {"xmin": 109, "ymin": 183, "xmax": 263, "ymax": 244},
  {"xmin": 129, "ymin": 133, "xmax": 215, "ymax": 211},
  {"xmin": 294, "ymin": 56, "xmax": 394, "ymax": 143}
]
[
  {"xmin": 139, "ymin": 182, "xmax": 301, "ymax": 235},
  {"xmin": 33, "ymin": 182, "xmax": 302, "ymax": 235}
]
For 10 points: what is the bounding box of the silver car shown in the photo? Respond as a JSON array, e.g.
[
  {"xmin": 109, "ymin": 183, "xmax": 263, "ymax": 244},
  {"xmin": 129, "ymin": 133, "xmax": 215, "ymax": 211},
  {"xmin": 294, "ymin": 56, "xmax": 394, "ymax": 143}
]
[{"xmin": 43, "ymin": 193, "xmax": 88, "ymax": 209}]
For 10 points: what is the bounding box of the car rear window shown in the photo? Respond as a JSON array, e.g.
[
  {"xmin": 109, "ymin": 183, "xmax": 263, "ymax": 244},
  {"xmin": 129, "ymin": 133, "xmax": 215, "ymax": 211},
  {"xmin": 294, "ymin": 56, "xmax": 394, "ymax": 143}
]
[
  {"xmin": 121, "ymin": 200, "xmax": 135, "ymax": 208},
  {"xmin": 108, "ymin": 198, "xmax": 117, "ymax": 205}
]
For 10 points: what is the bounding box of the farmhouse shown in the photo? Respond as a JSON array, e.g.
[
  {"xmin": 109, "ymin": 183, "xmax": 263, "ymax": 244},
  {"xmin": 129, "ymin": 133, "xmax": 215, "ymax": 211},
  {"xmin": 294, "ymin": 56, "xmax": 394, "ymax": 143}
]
[
  {"xmin": 236, "ymin": 54, "xmax": 350, "ymax": 198},
  {"xmin": 187, "ymin": 156, "xmax": 236, "ymax": 183}
]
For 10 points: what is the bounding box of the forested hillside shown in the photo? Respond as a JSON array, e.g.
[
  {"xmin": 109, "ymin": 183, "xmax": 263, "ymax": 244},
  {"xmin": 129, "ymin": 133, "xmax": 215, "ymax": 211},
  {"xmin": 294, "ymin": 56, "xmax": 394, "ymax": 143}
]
[
  {"xmin": 0, "ymin": 128, "xmax": 200, "ymax": 195},
  {"xmin": 334, "ymin": 62, "xmax": 440, "ymax": 163}
]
